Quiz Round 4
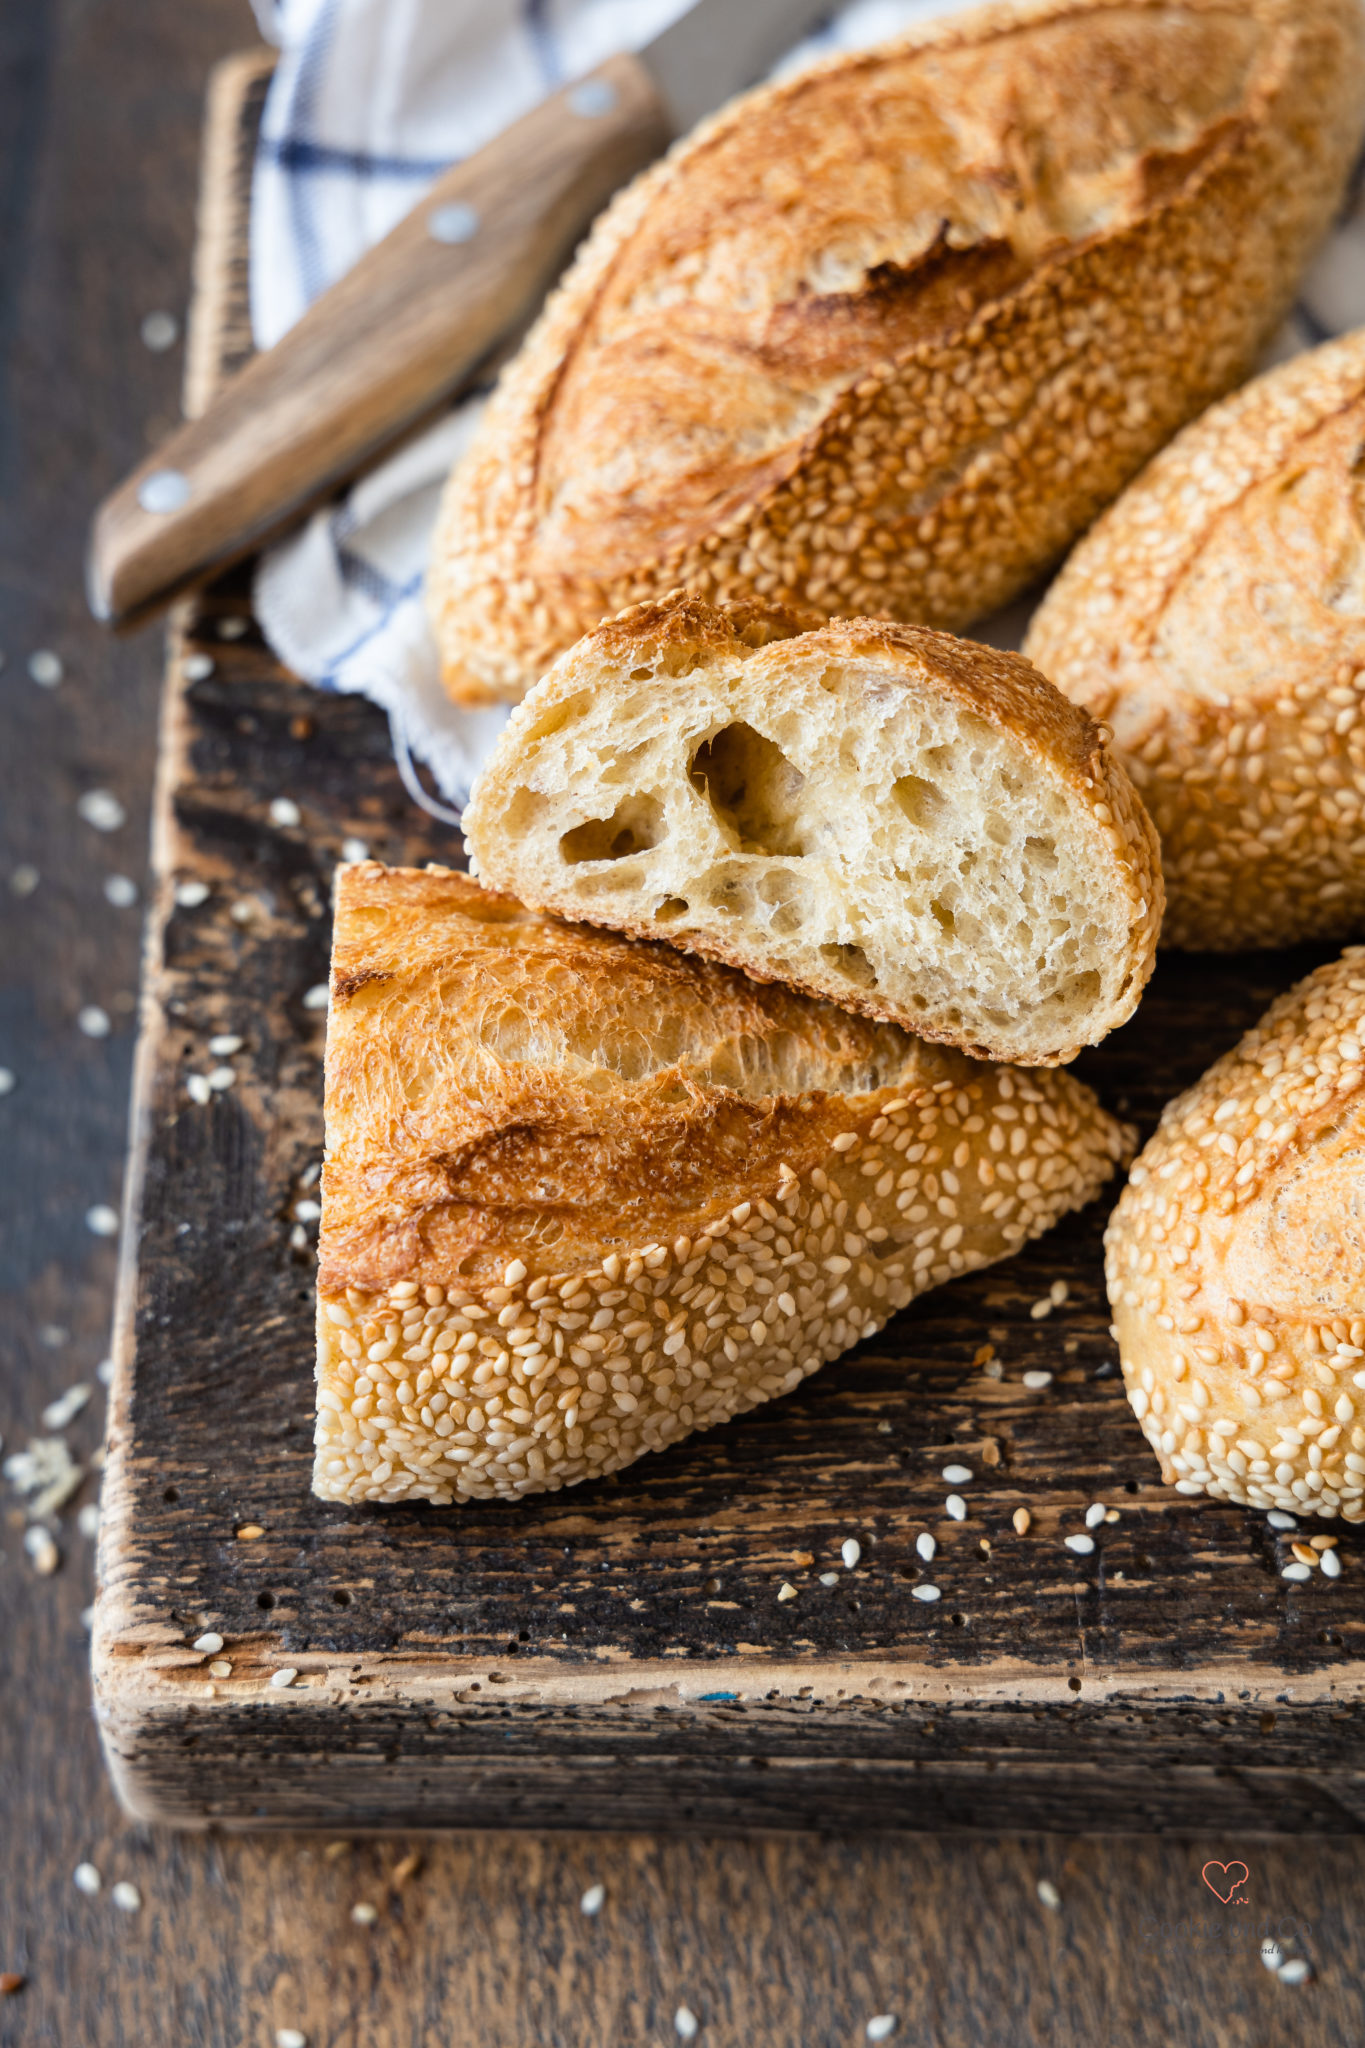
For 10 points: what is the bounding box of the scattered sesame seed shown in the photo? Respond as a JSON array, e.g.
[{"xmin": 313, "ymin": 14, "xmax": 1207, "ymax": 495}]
[
  {"xmin": 103, "ymin": 874, "xmax": 138, "ymax": 908},
  {"xmin": 942, "ymin": 1464, "xmax": 973, "ymax": 1484},
  {"xmin": 27, "ymin": 649, "xmax": 63, "ymax": 687},
  {"xmin": 1267, "ymin": 1511, "xmax": 1297, "ymax": 1530},
  {"xmin": 0, "ymin": 1069, "xmax": 15, "ymax": 1098},
  {"xmin": 86, "ymin": 1205, "xmax": 119, "ymax": 1238},
  {"xmin": 1322, "ymin": 1548, "xmax": 1343, "ymax": 1578},
  {"xmin": 1030, "ymin": 1298, "xmax": 1053, "ymax": 1320},
  {"xmin": 1012, "ymin": 1508, "xmax": 1031, "ymax": 1535},
  {"xmin": 1260, "ymin": 1940, "xmax": 1284, "ymax": 1973},
  {"xmin": 236, "ymin": 1524, "xmax": 265, "ymax": 1540},
  {"xmin": 23, "ymin": 1526, "xmax": 59, "ymax": 1576},
  {"xmin": 912, "ymin": 1584, "xmax": 941, "ymax": 1603},
  {"xmin": 78, "ymin": 1006, "xmax": 111, "ymax": 1039},
  {"xmin": 229, "ymin": 898, "xmax": 257, "ymax": 924},
  {"xmin": 207, "ymin": 1067, "xmax": 235, "ymax": 1092},
  {"xmin": 580, "ymin": 1884, "xmax": 606, "ymax": 1916},
  {"xmin": 341, "ymin": 838, "xmax": 370, "ymax": 863},
  {"xmin": 76, "ymin": 790, "xmax": 125, "ymax": 833},
  {"xmin": 866, "ymin": 2019, "xmax": 897, "ymax": 2042},
  {"xmin": 350, "ymin": 1902, "xmax": 378, "ymax": 1926},
  {"xmin": 270, "ymin": 1668, "xmax": 299, "ymax": 1688},
  {"xmin": 183, "ymin": 653, "xmax": 215, "ymax": 683},
  {"xmin": 276, "ymin": 2033, "xmax": 307, "ymax": 2048},
  {"xmin": 1104, "ymin": 1509, "xmax": 1120, "ymax": 1524},
  {"xmin": 916, "ymin": 1533, "xmax": 936, "ymax": 1562},
  {"xmin": 1085, "ymin": 1503, "xmax": 1106, "ymax": 1529},
  {"xmin": 1022, "ymin": 1370, "xmax": 1053, "ymax": 1390},
  {"xmin": 1036, "ymin": 1879, "xmax": 1062, "ymax": 1911},
  {"xmin": 1064, "ymin": 1533, "xmax": 1095, "ymax": 1556},
  {"xmin": 208, "ymin": 1034, "xmax": 243, "ymax": 1056},
  {"xmin": 209, "ymin": 1660, "xmax": 231, "ymax": 1678},
  {"xmin": 140, "ymin": 309, "xmax": 179, "ymax": 351},
  {"xmin": 110, "ymin": 1882, "xmax": 141, "ymax": 1914},
  {"xmin": 1281, "ymin": 1563, "xmax": 1312, "ymax": 1582},
  {"xmin": 303, "ymin": 984, "xmax": 330, "ymax": 1011},
  {"xmin": 1050, "ymin": 1280, "xmax": 1069, "ymax": 1307},
  {"xmin": 9, "ymin": 864, "xmax": 39, "ymax": 896},
  {"xmin": 818, "ymin": 1571, "xmax": 839, "ymax": 1587},
  {"xmin": 96, "ymin": 1358, "xmax": 113, "ymax": 1386},
  {"xmin": 876, "ymin": 1420, "xmax": 892, "ymax": 1434},
  {"xmin": 77, "ymin": 1503, "xmax": 100, "ymax": 1540},
  {"xmin": 217, "ymin": 617, "xmax": 249, "ymax": 640},
  {"xmin": 945, "ymin": 1495, "xmax": 966, "ymax": 1521},
  {"xmin": 777, "ymin": 1581, "xmax": 798, "ymax": 1602},
  {"xmin": 185, "ymin": 1075, "xmax": 212, "ymax": 1106},
  {"xmin": 175, "ymin": 879, "xmax": 210, "ymax": 907},
  {"xmin": 73, "ymin": 1863, "xmax": 101, "ymax": 1896},
  {"xmin": 41, "ymin": 1383, "xmax": 91, "ymax": 1431},
  {"xmin": 80, "ymin": 1605, "xmax": 94, "ymax": 1631},
  {"xmin": 1278, "ymin": 1958, "xmax": 1311, "ymax": 1986},
  {"xmin": 269, "ymin": 797, "xmax": 302, "ymax": 828},
  {"xmin": 193, "ymin": 1633, "xmax": 224, "ymax": 1654},
  {"xmin": 674, "ymin": 2007, "xmax": 699, "ymax": 2040},
  {"xmin": 841, "ymin": 1538, "xmax": 861, "ymax": 1570},
  {"xmin": 293, "ymin": 1199, "xmax": 321, "ymax": 1223},
  {"xmin": 1290, "ymin": 1543, "xmax": 1319, "ymax": 1569}
]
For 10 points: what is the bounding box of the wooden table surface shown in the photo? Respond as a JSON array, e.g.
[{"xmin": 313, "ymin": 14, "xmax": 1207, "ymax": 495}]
[{"xmin": 5, "ymin": 2, "xmax": 1365, "ymax": 2042}]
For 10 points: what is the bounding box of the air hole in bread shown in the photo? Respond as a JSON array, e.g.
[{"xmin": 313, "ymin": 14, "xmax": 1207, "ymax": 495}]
[
  {"xmin": 559, "ymin": 794, "xmax": 665, "ymax": 865},
  {"xmin": 689, "ymin": 723, "xmax": 807, "ymax": 856},
  {"xmin": 892, "ymin": 774, "xmax": 947, "ymax": 829},
  {"xmin": 629, "ymin": 666, "xmax": 654, "ymax": 680},
  {"xmin": 818, "ymin": 941, "xmax": 876, "ymax": 988},
  {"xmin": 1026, "ymin": 834, "xmax": 1058, "ymax": 869},
  {"xmin": 930, "ymin": 898, "xmax": 955, "ymax": 934},
  {"xmin": 653, "ymin": 895, "xmax": 689, "ymax": 921},
  {"xmin": 758, "ymin": 868, "xmax": 805, "ymax": 935}
]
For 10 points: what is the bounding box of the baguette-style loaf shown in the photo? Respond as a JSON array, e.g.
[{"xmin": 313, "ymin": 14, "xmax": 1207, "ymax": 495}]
[
  {"xmin": 1106, "ymin": 950, "xmax": 1365, "ymax": 1522},
  {"xmin": 429, "ymin": 0, "xmax": 1365, "ymax": 707},
  {"xmin": 461, "ymin": 595, "xmax": 1162, "ymax": 1068},
  {"xmin": 1026, "ymin": 330, "xmax": 1365, "ymax": 952},
  {"xmin": 313, "ymin": 863, "xmax": 1129, "ymax": 1506}
]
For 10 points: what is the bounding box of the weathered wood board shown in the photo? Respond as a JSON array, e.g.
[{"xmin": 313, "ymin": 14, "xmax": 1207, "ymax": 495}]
[{"xmin": 93, "ymin": 51, "xmax": 1365, "ymax": 1833}]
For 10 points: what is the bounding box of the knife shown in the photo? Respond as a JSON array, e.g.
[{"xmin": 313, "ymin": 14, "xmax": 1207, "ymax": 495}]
[{"xmin": 88, "ymin": 0, "xmax": 836, "ymax": 627}]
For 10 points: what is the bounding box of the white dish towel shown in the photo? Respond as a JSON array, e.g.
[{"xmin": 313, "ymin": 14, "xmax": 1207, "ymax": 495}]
[{"xmin": 248, "ymin": 0, "xmax": 1365, "ymax": 823}]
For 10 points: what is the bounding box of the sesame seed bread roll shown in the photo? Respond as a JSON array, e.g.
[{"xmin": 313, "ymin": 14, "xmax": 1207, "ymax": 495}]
[
  {"xmin": 461, "ymin": 595, "xmax": 1163, "ymax": 1069},
  {"xmin": 1106, "ymin": 950, "xmax": 1365, "ymax": 1522},
  {"xmin": 1027, "ymin": 330, "xmax": 1365, "ymax": 952},
  {"xmin": 314, "ymin": 862, "xmax": 1129, "ymax": 1506},
  {"xmin": 428, "ymin": 0, "xmax": 1365, "ymax": 708}
]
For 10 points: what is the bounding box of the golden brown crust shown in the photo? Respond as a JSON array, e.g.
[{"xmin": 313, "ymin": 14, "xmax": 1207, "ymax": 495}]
[
  {"xmin": 462, "ymin": 594, "xmax": 1164, "ymax": 1065},
  {"xmin": 429, "ymin": 0, "xmax": 1365, "ymax": 707},
  {"xmin": 314, "ymin": 863, "xmax": 1129, "ymax": 1504},
  {"xmin": 1026, "ymin": 330, "xmax": 1365, "ymax": 951},
  {"xmin": 1106, "ymin": 949, "xmax": 1365, "ymax": 1521}
]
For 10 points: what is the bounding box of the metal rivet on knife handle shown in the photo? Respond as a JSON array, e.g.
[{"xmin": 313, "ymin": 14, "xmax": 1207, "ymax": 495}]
[
  {"xmin": 427, "ymin": 202, "xmax": 481, "ymax": 245},
  {"xmin": 138, "ymin": 469, "xmax": 191, "ymax": 514}
]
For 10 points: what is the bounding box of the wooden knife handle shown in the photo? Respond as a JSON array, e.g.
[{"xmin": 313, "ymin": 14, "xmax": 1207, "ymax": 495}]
[{"xmin": 88, "ymin": 52, "xmax": 670, "ymax": 625}]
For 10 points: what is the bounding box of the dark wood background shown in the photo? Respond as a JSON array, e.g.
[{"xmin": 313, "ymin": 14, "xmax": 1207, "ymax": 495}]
[{"xmin": 5, "ymin": 1, "xmax": 1365, "ymax": 2040}]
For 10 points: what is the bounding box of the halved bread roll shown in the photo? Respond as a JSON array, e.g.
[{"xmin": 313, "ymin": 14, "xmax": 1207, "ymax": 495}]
[
  {"xmin": 461, "ymin": 596, "xmax": 1163, "ymax": 1068},
  {"xmin": 314, "ymin": 862, "xmax": 1130, "ymax": 1506},
  {"xmin": 1106, "ymin": 950, "xmax": 1365, "ymax": 1522},
  {"xmin": 1026, "ymin": 330, "xmax": 1365, "ymax": 951}
]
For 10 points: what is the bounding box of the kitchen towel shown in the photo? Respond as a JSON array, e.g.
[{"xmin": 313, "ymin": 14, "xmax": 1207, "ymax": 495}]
[{"xmin": 249, "ymin": 0, "xmax": 1365, "ymax": 822}]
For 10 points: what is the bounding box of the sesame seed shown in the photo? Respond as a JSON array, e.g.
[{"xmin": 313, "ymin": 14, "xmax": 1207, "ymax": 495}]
[
  {"xmin": 270, "ymin": 1668, "xmax": 299, "ymax": 1688},
  {"xmin": 1012, "ymin": 1508, "xmax": 1031, "ymax": 1535},
  {"xmin": 208, "ymin": 1035, "xmax": 243, "ymax": 1056},
  {"xmin": 818, "ymin": 1571, "xmax": 839, "ymax": 1586},
  {"xmin": 86, "ymin": 1205, "xmax": 119, "ymax": 1238},
  {"xmin": 1064, "ymin": 1534, "xmax": 1095, "ymax": 1555},
  {"xmin": 0, "ymin": 1069, "xmax": 14, "ymax": 1097},
  {"xmin": 77, "ymin": 790, "xmax": 125, "ymax": 833},
  {"xmin": 1260, "ymin": 1940, "xmax": 1284, "ymax": 1972},
  {"xmin": 294, "ymin": 1199, "xmax": 321, "ymax": 1224},
  {"xmin": 269, "ymin": 798, "xmax": 302, "ymax": 828},
  {"xmin": 351, "ymin": 1902, "xmax": 378, "ymax": 1926},
  {"xmin": 1022, "ymin": 1370, "xmax": 1053, "ymax": 1390},
  {"xmin": 675, "ymin": 2007, "xmax": 699, "ymax": 2040},
  {"xmin": 9, "ymin": 864, "xmax": 39, "ymax": 896},
  {"xmin": 1277, "ymin": 1958, "xmax": 1311, "ymax": 1986},
  {"xmin": 193, "ymin": 1633, "xmax": 224, "ymax": 1654},
  {"xmin": 1321, "ymin": 1547, "xmax": 1343, "ymax": 1578},
  {"xmin": 27, "ymin": 649, "xmax": 63, "ymax": 687},
  {"xmin": 73, "ymin": 1863, "xmax": 101, "ymax": 1896},
  {"xmin": 1290, "ymin": 1543, "xmax": 1319, "ymax": 1569},
  {"xmin": 1281, "ymin": 1563, "xmax": 1311, "ymax": 1582},
  {"xmin": 912, "ymin": 1584, "xmax": 940, "ymax": 1603},
  {"xmin": 777, "ymin": 1581, "xmax": 798, "ymax": 1602},
  {"xmin": 210, "ymin": 1660, "xmax": 232, "ymax": 1678},
  {"xmin": 110, "ymin": 1882, "xmax": 141, "ymax": 1914},
  {"xmin": 185, "ymin": 1075, "xmax": 212, "ymax": 1106},
  {"xmin": 866, "ymin": 2019, "xmax": 897, "ymax": 2041},
  {"xmin": 217, "ymin": 617, "xmax": 249, "ymax": 640},
  {"xmin": 580, "ymin": 1884, "xmax": 606, "ymax": 1916},
  {"xmin": 78, "ymin": 1005, "xmax": 111, "ymax": 1039},
  {"xmin": 303, "ymin": 984, "xmax": 330, "ymax": 1011},
  {"xmin": 1267, "ymin": 1510, "xmax": 1297, "ymax": 1530},
  {"xmin": 942, "ymin": 1463, "xmax": 973, "ymax": 1484},
  {"xmin": 504, "ymin": 1260, "xmax": 528, "ymax": 1286},
  {"xmin": 945, "ymin": 1494, "xmax": 966, "ymax": 1521},
  {"xmin": 77, "ymin": 1503, "xmax": 100, "ymax": 1540},
  {"xmin": 1085, "ymin": 1503, "xmax": 1106, "ymax": 1529},
  {"xmin": 183, "ymin": 653, "xmax": 214, "ymax": 682},
  {"xmin": 175, "ymin": 879, "xmax": 210, "ymax": 907},
  {"xmin": 276, "ymin": 2031, "xmax": 308, "ymax": 2048},
  {"xmin": 103, "ymin": 874, "xmax": 138, "ymax": 908},
  {"xmin": 341, "ymin": 838, "xmax": 370, "ymax": 863},
  {"xmin": 1030, "ymin": 1298, "xmax": 1052, "ymax": 1320},
  {"xmin": 1036, "ymin": 1880, "xmax": 1061, "ymax": 1911},
  {"xmin": 916, "ymin": 1533, "xmax": 936, "ymax": 1562},
  {"xmin": 236, "ymin": 1524, "xmax": 265, "ymax": 1540},
  {"xmin": 41, "ymin": 1383, "xmax": 91, "ymax": 1431},
  {"xmin": 140, "ymin": 309, "xmax": 179, "ymax": 351},
  {"xmin": 841, "ymin": 1538, "xmax": 861, "ymax": 1570}
]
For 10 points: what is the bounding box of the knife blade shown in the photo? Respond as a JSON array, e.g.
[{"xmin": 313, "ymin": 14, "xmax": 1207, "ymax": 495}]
[{"xmin": 88, "ymin": 0, "xmax": 836, "ymax": 627}]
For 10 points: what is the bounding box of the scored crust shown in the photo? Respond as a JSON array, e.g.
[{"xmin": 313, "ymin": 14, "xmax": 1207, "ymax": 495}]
[
  {"xmin": 1106, "ymin": 949, "xmax": 1365, "ymax": 1521},
  {"xmin": 461, "ymin": 594, "xmax": 1163, "ymax": 1067},
  {"xmin": 429, "ymin": 0, "xmax": 1365, "ymax": 706},
  {"xmin": 1026, "ymin": 329, "xmax": 1365, "ymax": 952},
  {"xmin": 313, "ymin": 863, "xmax": 1130, "ymax": 1506}
]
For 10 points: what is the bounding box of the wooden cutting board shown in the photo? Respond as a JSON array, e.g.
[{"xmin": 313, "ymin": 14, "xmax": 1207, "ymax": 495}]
[{"xmin": 92, "ymin": 50, "xmax": 1365, "ymax": 1833}]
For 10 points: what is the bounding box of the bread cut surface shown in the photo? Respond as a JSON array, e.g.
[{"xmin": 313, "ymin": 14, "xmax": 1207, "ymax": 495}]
[
  {"xmin": 1026, "ymin": 329, "xmax": 1365, "ymax": 952},
  {"xmin": 1106, "ymin": 950, "xmax": 1365, "ymax": 1522},
  {"xmin": 313, "ymin": 862, "xmax": 1129, "ymax": 1506},
  {"xmin": 461, "ymin": 596, "xmax": 1162, "ymax": 1067},
  {"xmin": 429, "ymin": 0, "xmax": 1365, "ymax": 706}
]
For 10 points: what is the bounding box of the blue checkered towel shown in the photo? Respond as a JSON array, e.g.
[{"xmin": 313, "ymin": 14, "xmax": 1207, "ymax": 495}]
[{"xmin": 248, "ymin": 0, "xmax": 1365, "ymax": 822}]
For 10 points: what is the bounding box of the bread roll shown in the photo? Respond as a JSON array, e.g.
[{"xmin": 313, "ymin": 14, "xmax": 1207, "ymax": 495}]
[
  {"xmin": 461, "ymin": 594, "xmax": 1162, "ymax": 1068},
  {"xmin": 1027, "ymin": 330, "xmax": 1365, "ymax": 951},
  {"xmin": 314, "ymin": 862, "xmax": 1129, "ymax": 1506},
  {"xmin": 1106, "ymin": 950, "xmax": 1365, "ymax": 1522},
  {"xmin": 429, "ymin": 0, "xmax": 1365, "ymax": 707}
]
